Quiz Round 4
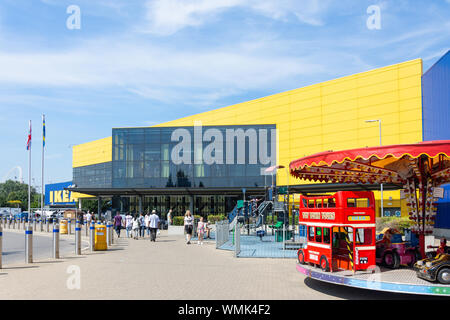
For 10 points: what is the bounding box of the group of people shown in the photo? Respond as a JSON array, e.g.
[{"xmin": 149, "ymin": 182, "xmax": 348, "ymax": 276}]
[
  {"xmin": 113, "ymin": 210, "xmax": 160, "ymax": 242},
  {"xmin": 105, "ymin": 208, "xmax": 211, "ymax": 245},
  {"xmin": 183, "ymin": 210, "xmax": 211, "ymax": 245}
]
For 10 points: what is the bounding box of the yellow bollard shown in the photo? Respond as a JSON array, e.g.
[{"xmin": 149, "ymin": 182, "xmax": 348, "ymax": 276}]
[
  {"xmin": 94, "ymin": 224, "xmax": 107, "ymax": 251},
  {"xmin": 60, "ymin": 219, "xmax": 68, "ymax": 235}
]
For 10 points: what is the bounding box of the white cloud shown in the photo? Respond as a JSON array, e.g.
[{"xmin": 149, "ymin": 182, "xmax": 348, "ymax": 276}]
[
  {"xmin": 141, "ymin": 0, "xmax": 331, "ymax": 35},
  {"xmin": 0, "ymin": 36, "xmax": 331, "ymax": 108}
]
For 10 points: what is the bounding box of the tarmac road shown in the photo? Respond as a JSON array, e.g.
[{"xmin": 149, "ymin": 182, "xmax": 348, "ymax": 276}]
[{"xmin": 1, "ymin": 230, "xmax": 89, "ymax": 265}]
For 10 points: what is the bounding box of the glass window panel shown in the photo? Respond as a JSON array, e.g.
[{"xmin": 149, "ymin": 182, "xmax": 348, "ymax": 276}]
[
  {"xmin": 144, "ymin": 161, "xmax": 161, "ymax": 178},
  {"xmin": 144, "ymin": 144, "xmax": 161, "ymax": 161},
  {"xmin": 161, "ymin": 144, "xmax": 170, "ymax": 161},
  {"xmin": 161, "ymin": 161, "xmax": 170, "ymax": 178},
  {"xmin": 126, "ymin": 129, "xmax": 145, "ymax": 144},
  {"xmin": 145, "ymin": 128, "xmax": 161, "ymax": 144}
]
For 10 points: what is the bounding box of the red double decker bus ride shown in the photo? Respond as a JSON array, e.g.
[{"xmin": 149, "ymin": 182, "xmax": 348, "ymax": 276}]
[{"xmin": 297, "ymin": 191, "xmax": 376, "ymax": 273}]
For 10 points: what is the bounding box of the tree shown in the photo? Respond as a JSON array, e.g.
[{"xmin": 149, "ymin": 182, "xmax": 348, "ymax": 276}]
[{"xmin": 0, "ymin": 180, "xmax": 40, "ymax": 211}]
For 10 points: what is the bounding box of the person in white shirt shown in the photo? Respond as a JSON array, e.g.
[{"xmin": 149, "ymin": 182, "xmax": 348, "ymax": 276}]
[
  {"xmin": 144, "ymin": 213, "xmax": 150, "ymax": 237},
  {"xmin": 167, "ymin": 209, "xmax": 173, "ymax": 226},
  {"xmin": 132, "ymin": 215, "xmax": 140, "ymax": 240},
  {"xmin": 149, "ymin": 210, "xmax": 160, "ymax": 242},
  {"xmin": 184, "ymin": 210, "xmax": 194, "ymax": 244},
  {"xmin": 86, "ymin": 211, "xmax": 92, "ymax": 225},
  {"xmin": 125, "ymin": 213, "xmax": 133, "ymax": 238}
]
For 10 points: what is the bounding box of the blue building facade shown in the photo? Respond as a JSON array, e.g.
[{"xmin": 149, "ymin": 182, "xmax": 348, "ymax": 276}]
[{"xmin": 422, "ymin": 50, "xmax": 450, "ymax": 237}]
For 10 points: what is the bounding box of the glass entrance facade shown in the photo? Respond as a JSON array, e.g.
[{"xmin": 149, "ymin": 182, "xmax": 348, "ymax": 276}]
[{"xmin": 115, "ymin": 195, "xmax": 235, "ymax": 217}]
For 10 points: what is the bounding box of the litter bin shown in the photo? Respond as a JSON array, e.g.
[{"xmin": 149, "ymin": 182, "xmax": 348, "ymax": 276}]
[
  {"xmin": 275, "ymin": 229, "xmax": 292, "ymax": 242},
  {"xmin": 60, "ymin": 219, "xmax": 68, "ymax": 235},
  {"xmin": 94, "ymin": 224, "xmax": 107, "ymax": 251}
]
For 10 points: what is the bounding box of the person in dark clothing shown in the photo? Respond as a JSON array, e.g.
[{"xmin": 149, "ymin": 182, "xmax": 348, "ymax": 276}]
[{"xmin": 114, "ymin": 212, "xmax": 123, "ymax": 238}]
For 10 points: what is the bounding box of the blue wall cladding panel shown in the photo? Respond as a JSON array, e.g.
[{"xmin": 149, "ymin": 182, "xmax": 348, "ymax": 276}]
[
  {"xmin": 422, "ymin": 50, "xmax": 450, "ymax": 141},
  {"xmin": 435, "ymin": 184, "xmax": 450, "ymax": 230},
  {"xmin": 422, "ymin": 51, "xmax": 450, "ymax": 232}
]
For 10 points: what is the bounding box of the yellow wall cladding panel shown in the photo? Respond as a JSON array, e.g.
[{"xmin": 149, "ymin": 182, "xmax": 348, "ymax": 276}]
[
  {"xmin": 151, "ymin": 59, "xmax": 423, "ymax": 186},
  {"xmin": 73, "ymin": 136, "xmax": 112, "ymax": 168}
]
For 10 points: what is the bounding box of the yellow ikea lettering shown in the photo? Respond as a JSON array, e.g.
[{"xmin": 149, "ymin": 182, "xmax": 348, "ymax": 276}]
[
  {"xmin": 54, "ymin": 191, "xmax": 62, "ymax": 203},
  {"xmin": 50, "ymin": 191, "xmax": 54, "ymax": 203}
]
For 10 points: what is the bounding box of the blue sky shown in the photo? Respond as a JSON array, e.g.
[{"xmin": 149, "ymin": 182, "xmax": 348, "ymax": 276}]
[{"xmin": 0, "ymin": 0, "xmax": 449, "ymax": 189}]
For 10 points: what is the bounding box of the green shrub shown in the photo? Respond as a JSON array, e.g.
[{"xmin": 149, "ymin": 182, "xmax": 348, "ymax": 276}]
[
  {"xmin": 376, "ymin": 217, "xmax": 414, "ymax": 233},
  {"xmin": 207, "ymin": 214, "xmax": 226, "ymax": 224},
  {"xmin": 172, "ymin": 216, "xmax": 184, "ymax": 226}
]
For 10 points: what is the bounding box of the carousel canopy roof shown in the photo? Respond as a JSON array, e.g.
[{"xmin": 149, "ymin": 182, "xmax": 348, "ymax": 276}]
[{"xmin": 289, "ymin": 140, "xmax": 450, "ymax": 186}]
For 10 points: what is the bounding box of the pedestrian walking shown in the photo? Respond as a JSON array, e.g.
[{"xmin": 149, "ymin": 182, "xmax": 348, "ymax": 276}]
[
  {"xmin": 184, "ymin": 210, "xmax": 194, "ymax": 244},
  {"xmin": 86, "ymin": 211, "xmax": 92, "ymax": 225},
  {"xmin": 167, "ymin": 209, "xmax": 173, "ymax": 226},
  {"xmin": 114, "ymin": 212, "xmax": 123, "ymax": 238},
  {"xmin": 125, "ymin": 212, "xmax": 133, "ymax": 238},
  {"xmin": 144, "ymin": 212, "xmax": 150, "ymax": 237},
  {"xmin": 132, "ymin": 215, "xmax": 140, "ymax": 240},
  {"xmin": 197, "ymin": 216, "xmax": 205, "ymax": 245},
  {"xmin": 139, "ymin": 213, "xmax": 145, "ymax": 238},
  {"xmin": 149, "ymin": 210, "xmax": 160, "ymax": 242}
]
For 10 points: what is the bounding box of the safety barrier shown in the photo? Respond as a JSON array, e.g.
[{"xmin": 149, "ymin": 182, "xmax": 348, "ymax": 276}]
[
  {"xmin": 215, "ymin": 220, "xmax": 229, "ymax": 249},
  {"xmin": 344, "ymin": 227, "xmax": 354, "ymax": 272},
  {"xmin": 234, "ymin": 223, "xmax": 240, "ymax": 258}
]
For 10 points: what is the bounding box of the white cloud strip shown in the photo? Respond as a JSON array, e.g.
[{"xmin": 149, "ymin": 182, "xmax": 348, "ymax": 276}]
[{"xmin": 141, "ymin": 0, "xmax": 331, "ymax": 35}]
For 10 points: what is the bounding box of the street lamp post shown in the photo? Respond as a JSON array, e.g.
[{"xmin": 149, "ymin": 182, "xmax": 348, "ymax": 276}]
[{"xmin": 365, "ymin": 119, "xmax": 383, "ymax": 217}]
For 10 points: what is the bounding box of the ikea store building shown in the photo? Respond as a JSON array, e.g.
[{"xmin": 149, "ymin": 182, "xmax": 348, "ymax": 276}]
[{"xmin": 65, "ymin": 51, "xmax": 450, "ymax": 235}]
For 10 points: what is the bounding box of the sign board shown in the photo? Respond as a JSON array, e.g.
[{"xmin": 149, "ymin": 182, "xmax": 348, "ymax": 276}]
[
  {"xmin": 433, "ymin": 187, "xmax": 445, "ymax": 199},
  {"xmin": 237, "ymin": 200, "xmax": 244, "ymax": 209},
  {"xmin": 278, "ymin": 186, "xmax": 288, "ymax": 194},
  {"xmin": 45, "ymin": 181, "xmax": 92, "ymax": 206}
]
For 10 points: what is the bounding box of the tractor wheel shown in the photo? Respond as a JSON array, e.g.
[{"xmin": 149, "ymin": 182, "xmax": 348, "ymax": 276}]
[
  {"xmin": 297, "ymin": 250, "xmax": 305, "ymax": 265},
  {"xmin": 437, "ymin": 267, "xmax": 450, "ymax": 285},
  {"xmin": 320, "ymin": 256, "xmax": 330, "ymax": 272},
  {"xmin": 383, "ymin": 251, "xmax": 400, "ymax": 269}
]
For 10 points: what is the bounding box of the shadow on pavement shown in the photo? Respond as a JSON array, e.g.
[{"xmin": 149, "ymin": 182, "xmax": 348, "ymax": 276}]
[
  {"xmin": 1, "ymin": 265, "xmax": 39, "ymax": 270},
  {"xmin": 303, "ymin": 278, "xmax": 447, "ymax": 300}
]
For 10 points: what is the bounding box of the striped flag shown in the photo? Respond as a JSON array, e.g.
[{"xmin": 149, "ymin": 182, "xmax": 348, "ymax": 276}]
[
  {"xmin": 26, "ymin": 120, "xmax": 32, "ymax": 150},
  {"xmin": 43, "ymin": 114, "xmax": 46, "ymax": 147}
]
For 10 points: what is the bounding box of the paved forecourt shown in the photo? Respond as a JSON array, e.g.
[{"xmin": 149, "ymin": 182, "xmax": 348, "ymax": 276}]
[{"xmin": 0, "ymin": 230, "xmax": 438, "ymax": 300}]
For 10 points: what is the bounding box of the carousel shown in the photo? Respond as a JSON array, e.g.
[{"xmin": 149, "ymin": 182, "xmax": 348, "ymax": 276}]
[{"xmin": 290, "ymin": 140, "xmax": 450, "ymax": 296}]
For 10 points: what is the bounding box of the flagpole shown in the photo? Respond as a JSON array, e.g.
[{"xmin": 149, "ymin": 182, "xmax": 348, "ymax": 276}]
[
  {"xmin": 26, "ymin": 120, "xmax": 33, "ymax": 263},
  {"xmin": 41, "ymin": 115, "xmax": 45, "ymax": 221},
  {"xmin": 28, "ymin": 120, "xmax": 31, "ymax": 226}
]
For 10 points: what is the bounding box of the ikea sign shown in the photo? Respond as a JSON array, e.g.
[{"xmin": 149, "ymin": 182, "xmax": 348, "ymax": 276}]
[{"xmin": 45, "ymin": 181, "xmax": 81, "ymax": 206}]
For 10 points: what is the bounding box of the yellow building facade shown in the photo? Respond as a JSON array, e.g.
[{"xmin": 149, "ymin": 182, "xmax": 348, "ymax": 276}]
[{"xmin": 73, "ymin": 59, "xmax": 424, "ymax": 217}]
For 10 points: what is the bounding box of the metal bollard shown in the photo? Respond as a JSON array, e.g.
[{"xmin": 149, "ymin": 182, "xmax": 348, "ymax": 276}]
[
  {"xmin": 40, "ymin": 218, "xmax": 43, "ymax": 232},
  {"xmin": 22, "ymin": 218, "xmax": 26, "ymax": 230},
  {"xmin": 111, "ymin": 222, "xmax": 114, "ymax": 244},
  {"xmin": 46, "ymin": 218, "xmax": 49, "ymax": 233},
  {"xmin": 106, "ymin": 221, "xmax": 111, "ymax": 247},
  {"xmin": 89, "ymin": 223, "xmax": 95, "ymax": 252},
  {"xmin": 0, "ymin": 225, "xmax": 2, "ymax": 269},
  {"xmin": 75, "ymin": 221, "xmax": 81, "ymax": 255},
  {"xmin": 7, "ymin": 217, "xmax": 10, "ymax": 229},
  {"xmin": 53, "ymin": 223, "xmax": 60, "ymax": 259},
  {"xmin": 25, "ymin": 225, "xmax": 33, "ymax": 263},
  {"xmin": 68, "ymin": 219, "xmax": 72, "ymax": 235},
  {"xmin": 12, "ymin": 218, "xmax": 16, "ymax": 229},
  {"xmin": 33, "ymin": 217, "xmax": 36, "ymax": 231},
  {"xmin": 85, "ymin": 222, "xmax": 89, "ymax": 237},
  {"xmin": 18, "ymin": 218, "xmax": 22, "ymax": 230}
]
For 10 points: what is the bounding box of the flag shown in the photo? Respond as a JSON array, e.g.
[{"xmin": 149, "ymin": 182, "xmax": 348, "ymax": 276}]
[
  {"xmin": 26, "ymin": 121, "xmax": 31, "ymax": 150},
  {"xmin": 43, "ymin": 114, "xmax": 46, "ymax": 147}
]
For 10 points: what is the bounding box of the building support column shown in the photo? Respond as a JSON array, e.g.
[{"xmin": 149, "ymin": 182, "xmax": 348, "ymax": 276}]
[{"xmin": 97, "ymin": 197, "xmax": 102, "ymax": 221}]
